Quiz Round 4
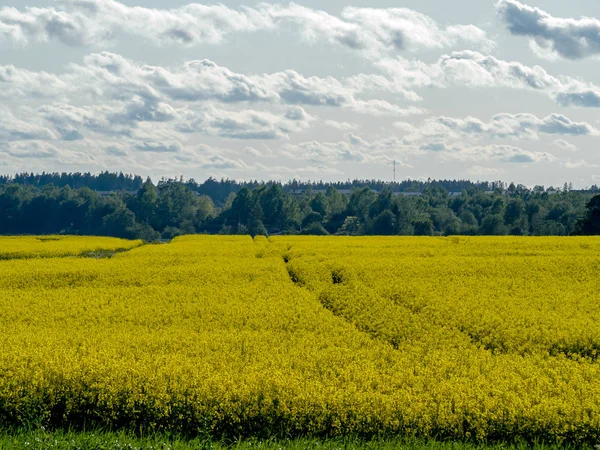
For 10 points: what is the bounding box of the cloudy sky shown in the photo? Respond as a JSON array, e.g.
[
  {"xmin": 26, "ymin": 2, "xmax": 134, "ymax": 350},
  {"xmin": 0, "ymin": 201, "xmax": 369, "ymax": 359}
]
[{"xmin": 1, "ymin": 0, "xmax": 599, "ymax": 186}]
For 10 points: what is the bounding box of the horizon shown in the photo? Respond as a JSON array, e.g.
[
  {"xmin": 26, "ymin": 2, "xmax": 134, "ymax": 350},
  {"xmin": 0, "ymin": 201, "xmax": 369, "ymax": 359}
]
[
  {"xmin": 1, "ymin": 1, "xmax": 600, "ymax": 188},
  {"xmin": 2, "ymin": 170, "xmax": 599, "ymax": 192}
]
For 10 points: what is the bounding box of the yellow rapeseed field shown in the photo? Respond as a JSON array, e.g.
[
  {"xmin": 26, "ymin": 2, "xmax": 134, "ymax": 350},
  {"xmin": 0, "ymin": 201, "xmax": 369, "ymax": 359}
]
[
  {"xmin": 0, "ymin": 236, "xmax": 143, "ymax": 260},
  {"xmin": 0, "ymin": 235, "xmax": 599, "ymax": 445}
]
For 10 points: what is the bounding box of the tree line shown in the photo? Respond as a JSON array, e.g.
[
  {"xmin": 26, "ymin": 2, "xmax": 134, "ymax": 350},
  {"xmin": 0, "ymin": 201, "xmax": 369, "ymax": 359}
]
[
  {"xmin": 7, "ymin": 171, "xmax": 593, "ymax": 205},
  {"xmin": 0, "ymin": 174, "xmax": 598, "ymax": 239}
]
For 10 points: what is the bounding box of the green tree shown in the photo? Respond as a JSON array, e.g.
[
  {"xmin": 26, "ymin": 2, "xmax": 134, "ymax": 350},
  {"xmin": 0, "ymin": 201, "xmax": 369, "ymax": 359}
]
[
  {"xmin": 310, "ymin": 193, "xmax": 328, "ymax": 217},
  {"xmin": 413, "ymin": 218, "xmax": 434, "ymax": 236},
  {"xmin": 573, "ymin": 195, "xmax": 600, "ymax": 235},
  {"xmin": 337, "ymin": 216, "xmax": 363, "ymax": 236},
  {"xmin": 480, "ymin": 214, "xmax": 508, "ymax": 236},
  {"xmin": 130, "ymin": 178, "xmax": 157, "ymax": 225},
  {"xmin": 301, "ymin": 222, "xmax": 329, "ymax": 235},
  {"xmin": 504, "ymin": 198, "xmax": 525, "ymax": 226},
  {"xmin": 248, "ymin": 202, "xmax": 267, "ymax": 237},
  {"xmin": 369, "ymin": 210, "xmax": 395, "ymax": 235}
]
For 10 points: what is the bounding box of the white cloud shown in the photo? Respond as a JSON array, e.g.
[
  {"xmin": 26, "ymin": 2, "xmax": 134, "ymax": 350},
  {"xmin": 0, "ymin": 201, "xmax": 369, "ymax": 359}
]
[
  {"xmin": 11, "ymin": 52, "xmax": 420, "ymax": 118},
  {"xmin": 0, "ymin": 1, "xmax": 494, "ymax": 57},
  {"xmin": 244, "ymin": 146, "xmax": 264, "ymax": 157},
  {"xmin": 420, "ymin": 142, "xmax": 450, "ymax": 152},
  {"xmin": 0, "ymin": 65, "xmax": 67, "ymax": 99},
  {"xmin": 467, "ymin": 166, "xmax": 504, "ymax": 176},
  {"xmin": 348, "ymin": 101, "xmax": 426, "ymax": 117},
  {"xmin": 1, "ymin": 141, "xmax": 59, "ymax": 159},
  {"xmin": 0, "ymin": 107, "xmax": 57, "ymax": 141},
  {"xmin": 178, "ymin": 105, "xmax": 314, "ymax": 140},
  {"xmin": 444, "ymin": 144, "xmax": 557, "ymax": 164},
  {"xmin": 324, "ymin": 120, "xmax": 355, "ymax": 131},
  {"xmin": 378, "ymin": 51, "xmax": 600, "ymax": 108},
  {"xmin": 552, "ymin": 139, "xmax": 578, "ymax": 152},
  {"xmin": 0, "ymin": 1, "xmax": 271, "ymax": 47},
  {"xmin": 203, "ymin": 155, "xmax": 247, "ymax": 170},
  {"xmin": 259, "ymin": 4, "xmax": 494, "ymax": 57},
  {"xmin": 134, "ymin": 141, "xmax": 181, "ymax": 153},
  {"xmin": 563, "ymin": 159, "xmax": 598, "ymax": 169},
  {"xmin": 0, "ymin": 5, "xmax": 99, "ymax": 47},
  {"xmin": 496, "ymin": 0, "xmax": 600, "ymax": 60},
  {"xmin": 287, "ymin": 140, "xmax": 367, "ymax": 164},
  {"xmin": 396, "ymin": 113, "xmax": 598, "ymax": 144}
]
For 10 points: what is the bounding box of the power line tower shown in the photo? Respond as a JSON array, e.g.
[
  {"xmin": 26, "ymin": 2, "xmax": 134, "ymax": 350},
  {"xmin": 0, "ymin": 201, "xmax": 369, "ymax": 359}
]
[{"xmin": 393, "ymin": 159, "xmax": 396, "ymax": 183}]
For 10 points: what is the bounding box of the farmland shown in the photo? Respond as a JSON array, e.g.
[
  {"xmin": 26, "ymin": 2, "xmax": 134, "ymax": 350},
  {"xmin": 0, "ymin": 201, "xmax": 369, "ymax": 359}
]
[{"xmin": 0, "ymin": 236, "xmax": 599, "ymax": 447}]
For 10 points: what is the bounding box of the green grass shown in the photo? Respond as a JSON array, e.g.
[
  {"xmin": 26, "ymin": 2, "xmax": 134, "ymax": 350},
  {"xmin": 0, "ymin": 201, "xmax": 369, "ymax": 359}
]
[{"xmin": 0, "ymin": 430, "xmax": 592, "ymax": 450}]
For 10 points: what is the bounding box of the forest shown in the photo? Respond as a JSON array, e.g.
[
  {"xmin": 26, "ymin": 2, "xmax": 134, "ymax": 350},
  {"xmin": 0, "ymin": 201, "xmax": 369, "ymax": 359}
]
[{"xmin": 0, "ymin": 172, "xmax": 598, "ymax": 239}]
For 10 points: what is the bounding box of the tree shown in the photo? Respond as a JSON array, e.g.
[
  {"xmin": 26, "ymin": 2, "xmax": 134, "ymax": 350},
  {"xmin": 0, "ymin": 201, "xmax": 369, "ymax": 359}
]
[
  {"xmin": 504, "ymin": 198, "xmax": 525, "ymax": 226},
  {"xmin": 369, "ymin": 210, "xmax": 395, "ymax": 235},
  {"xmin": 413, "ymin": 218, "xmax": 434, "ymax": 236},
  {"xmin": 248, "ymin": 202, "xmax": 267, "ymax": 237},
  {"xmin": 325, "ymin": 187, "xmax": 348, "ymax": 217},
  {"xmin": 310, "ymin": 193, "xmax": 328, "ymax": 217},
  {"xmin": 301, "ymin": 222, "xmax": 329, "ymax": 235},
  {"xmin": 459, "ymin": 210, "xmax": 478, "ymax": 227},
  {"xmin": 480, "ymin": 214, "xmax": 508, "ymax": 236},
  {"xmin": 573, "ymin": 195, "xmax": 600, "ymax": 235},
  {"xmin": 337, "ymin": 216, "xmax": 363, "ymax": 236},
  {"xmin": 281, "ymin": 195, "xmax": 301, "ymax": 232},
  {"xmin": 228, "ymin": 187, "xmax": 253, "ymax": 228},
  {"xmin": 195, "ymin": 195, "xmax": 215, "ymax": 223},
  {"xmin": 130, "ymin": 178, "xmax": 157, "ymax": 224},
  {"xmin": 0, "ymin": 174, "xmax": 596, "ymax": 239},
  {"xmin": 102, "ymin": 208, "xmax": 137, "ymax": 239},
  {"xmin": 347, "ymin": 187, "xmax": 377, "ymax": 223},
  {"xmin": 302, "ymin": 211, "xmax": 323, "ymax": 229}
]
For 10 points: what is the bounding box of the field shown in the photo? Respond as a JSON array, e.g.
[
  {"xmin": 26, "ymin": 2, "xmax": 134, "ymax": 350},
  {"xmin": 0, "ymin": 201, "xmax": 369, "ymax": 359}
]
[{"xmin": 0, "ymin": 235, "xmax": 599, "ymax": 447}]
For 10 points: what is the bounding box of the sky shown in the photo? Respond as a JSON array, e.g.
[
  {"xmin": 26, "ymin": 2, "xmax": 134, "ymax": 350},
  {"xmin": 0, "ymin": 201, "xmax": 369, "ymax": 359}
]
[{"xmin": 0, "ymin": 0, "xmax": 599, "ymax": 187}]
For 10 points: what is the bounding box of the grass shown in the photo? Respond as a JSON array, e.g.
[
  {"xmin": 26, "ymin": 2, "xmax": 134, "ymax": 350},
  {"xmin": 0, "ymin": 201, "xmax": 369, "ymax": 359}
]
[{"xmin": 0, "ymin": 430, "xmax": 593, "ymax": 450}]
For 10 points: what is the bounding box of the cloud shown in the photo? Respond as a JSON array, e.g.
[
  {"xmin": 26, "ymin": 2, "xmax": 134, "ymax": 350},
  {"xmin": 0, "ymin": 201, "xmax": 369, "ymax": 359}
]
[
  {"xmin": 105, "ymin": 145, "xmax": 128, "ymax": 156},
  {"xmin": 378, "ymin": 51, "xmax": 600, "ymax": 108},
  {"xmin": 203, "ymin": 155, "xmax": 247, "ymax": 170},
  {"xmin": 0, "ymin": 108, "xmax": 57, "ymax": 141},
  {"xmin": 467, "ymin": 166, "xmax": 504, "ymax": 176},
  {"xmin": 420, "ymin": 142, "xmax": 450, "ymax": 152},
  {"xmin": 396, "ymin": 113, "xmax": 598, "ymax": 143},
  {"xmin": 259, "ymin": 4, "xmax": 494, "ymax": 57},
  {"xmin": 0, "ymin": 5, "xmax": 98, "ymax": 47},
  {"xmin": 324, "ymin": 120, "xmax": 355, "ymax": 131},
  {"xmin": 0, "ymin": 65, "xmax": 67, "ymax": 99},
  {"xmin": 108, "ymin": 97, "xmax": 179, "ymax": 123},
  {"xmin": 496, "ymin": 0, "xmax": 600, "ymax": 60},
  {"xmin": 552, "ymin": 139, "xmax": 578, "ymax": 152},
  {"xmin": 244, "ymin": 146, "xmax": 263, "ymax": 157},
  {"xmin": 32, "ymin": 52, "xmax": 421, "ymax": 117},
  {"xmin": 0, "ymin": 1, "xmax": 271, "ymax": 47},
  {"xmin": 135, "ymin": 141, "xmax": 182, "ymax": 153},
  {"xmin": 285, "ymin": 133, "xmax": 416, "ymax": 167},
  {"xmin": 348, "ymin": 101, "xmax": 427, "ymax": 117},
  {"xmin": 1, "ymin": 141, "xmax": 59, "ymax": 159},
  {"xmin": 0, "ymin": 1, "xmax": 494, "ymax": 57},
  {"xmin": 179, "ymin": 105, "xmax": 314, "ymax": 140},
  {"xmin": 447, "ymin": 145, "xmax": 557, "ymax": 164},
  {"xmin": 563, "ymin": 159, "xmax": 598, "ymax": 169},
  {"xmin": 39, "ymin": 102, "xmax": 133, "ymax": 136},
  {"xmin": 288, "ymin": 140, "xmax": 368, "ymax": 164}
]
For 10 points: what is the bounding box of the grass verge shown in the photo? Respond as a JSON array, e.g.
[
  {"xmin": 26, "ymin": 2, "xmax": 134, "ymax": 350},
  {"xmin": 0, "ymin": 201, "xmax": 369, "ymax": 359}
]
[{"xmin": 0, "ymin": 430, "xmax": 592, "ymax": 450}]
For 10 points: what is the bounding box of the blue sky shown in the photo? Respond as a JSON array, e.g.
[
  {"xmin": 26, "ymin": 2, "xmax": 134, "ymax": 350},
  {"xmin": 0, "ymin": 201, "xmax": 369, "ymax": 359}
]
[{"xmin": 0, "ymin": 0, "xmax": 599, "ymax": 187}]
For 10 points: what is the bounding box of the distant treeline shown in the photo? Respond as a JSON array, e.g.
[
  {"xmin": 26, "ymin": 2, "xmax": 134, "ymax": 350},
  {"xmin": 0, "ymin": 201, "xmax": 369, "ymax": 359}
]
[
  {"xmin": 0, "ymin": 172, "xmax": 598, "ymax": 239},
  {"xmin": 6, "ymin": 171, "xmax": 593, "ymax": 205}
]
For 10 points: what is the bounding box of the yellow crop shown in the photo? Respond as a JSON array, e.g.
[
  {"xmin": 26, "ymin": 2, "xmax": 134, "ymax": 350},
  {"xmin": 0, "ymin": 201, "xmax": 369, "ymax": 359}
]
[
  {"xmin": 0, "ymin": 236, "xmax": 143, "ymax": 259},
  {"xmin": 0, "ymin": 235, "xmax": 599, "ymax": 445}
]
